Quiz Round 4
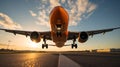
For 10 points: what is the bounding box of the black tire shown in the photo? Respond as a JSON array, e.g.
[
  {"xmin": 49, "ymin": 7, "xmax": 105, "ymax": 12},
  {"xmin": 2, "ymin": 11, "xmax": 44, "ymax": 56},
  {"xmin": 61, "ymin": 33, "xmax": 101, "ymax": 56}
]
[
  {"xmin": 75, "ymin": 44, "xmax": 77, "ymax": 48},
  {"xmin": 71, "ymin": 44, "xmax": 74, "ymax": 49},
  {"xmin": 46, "ymin": 44, "xmax": 48, "ymax": 49},
  {"xmin": 42, "ymin": 44, "xmax": 44, "ymax": 49}
]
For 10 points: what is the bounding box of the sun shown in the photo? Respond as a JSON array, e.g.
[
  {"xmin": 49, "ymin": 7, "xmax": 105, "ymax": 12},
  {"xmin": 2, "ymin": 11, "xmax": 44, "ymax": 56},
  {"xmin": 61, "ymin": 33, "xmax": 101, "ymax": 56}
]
[
  {"xmin": 29, "ymin": 42, "xmax": 38, "ymax": 48},
  {"xmin": 27, "ymin": 39, "xmax": 38, "ymax": 48}
]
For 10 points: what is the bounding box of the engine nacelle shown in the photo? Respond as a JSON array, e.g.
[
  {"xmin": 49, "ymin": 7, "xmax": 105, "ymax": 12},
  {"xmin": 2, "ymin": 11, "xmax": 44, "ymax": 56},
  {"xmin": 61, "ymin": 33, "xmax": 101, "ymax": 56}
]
[
  {"xmin": 30, "ymin": 31, "xmax": 41, "ymax": 43},
  {"xmin": 78, "ymin": 32, "xmax": 88, "ymax": 43}
]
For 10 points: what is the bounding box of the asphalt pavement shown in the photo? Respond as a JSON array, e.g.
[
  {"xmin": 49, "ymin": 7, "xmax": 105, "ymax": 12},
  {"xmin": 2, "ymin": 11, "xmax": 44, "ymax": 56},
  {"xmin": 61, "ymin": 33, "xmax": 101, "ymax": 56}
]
[{"xmin": 0, "ymin": 52, "xmax": 120, "ymax": 67}]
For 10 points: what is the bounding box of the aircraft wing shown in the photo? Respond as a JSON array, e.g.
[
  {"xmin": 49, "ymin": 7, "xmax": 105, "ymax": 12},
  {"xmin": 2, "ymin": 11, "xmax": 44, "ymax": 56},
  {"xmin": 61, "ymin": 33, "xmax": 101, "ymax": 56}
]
[
  {"xmin": 87, "ymin": 27, "xmax": 120, "ymax": 36},
  {"xmin": 0, "ymin": 27, "xmax": 120, "ymax": 40},
  {"xmin": 68, "ymin": 27, "xmax": 120, "ymax": 40},
  {"xmin": 0, "ymin": 28, "xmax": 52, "ymax": 40}
]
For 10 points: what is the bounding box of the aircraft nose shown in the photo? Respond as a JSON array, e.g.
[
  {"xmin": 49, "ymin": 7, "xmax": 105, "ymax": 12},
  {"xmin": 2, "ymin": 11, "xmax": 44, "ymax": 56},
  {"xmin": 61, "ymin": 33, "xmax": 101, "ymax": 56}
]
[
  {"xmin": 50, "ymin": 6, "xmax": 63, "ymax": 15},
  {"xmin": 54, "ymin": 6, "xmax": 63, "ymax": 12}
]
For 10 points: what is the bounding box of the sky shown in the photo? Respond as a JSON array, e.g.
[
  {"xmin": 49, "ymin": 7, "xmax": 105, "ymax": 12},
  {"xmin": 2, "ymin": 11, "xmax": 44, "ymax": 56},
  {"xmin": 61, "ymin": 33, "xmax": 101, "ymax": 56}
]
[{"xmin": 0, "ymin": 0, "xmax": 120, "ymax": 51}]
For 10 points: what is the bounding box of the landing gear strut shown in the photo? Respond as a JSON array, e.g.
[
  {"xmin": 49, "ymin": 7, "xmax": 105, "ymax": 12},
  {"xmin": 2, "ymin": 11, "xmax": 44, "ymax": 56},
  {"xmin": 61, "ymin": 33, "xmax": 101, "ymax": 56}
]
[
  {"xmin": 56, "ymin": 24, "xmax": 62, "ymax": 37},
  {"xmin": 57, "ymin": 31, "xmax": 62, "ymax": 37},
  {"xmin": 42, "ymin": 36, "xmax": 48, "ymax": 49},
  {"xmin": 71, "ymin": 37, "xmax": 77, "ymax": 49}
]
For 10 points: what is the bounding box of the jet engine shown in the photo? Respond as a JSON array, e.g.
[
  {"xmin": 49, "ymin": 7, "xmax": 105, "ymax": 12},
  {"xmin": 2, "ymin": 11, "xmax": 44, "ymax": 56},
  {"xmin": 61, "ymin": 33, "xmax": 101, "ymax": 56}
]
[
  {"xmin": 78, "ymin": 32, "xmax": 88, "ymax": 43},
  {"xmin": 30, "ymin": 31, "xmax": 41, "ymax": 43}
]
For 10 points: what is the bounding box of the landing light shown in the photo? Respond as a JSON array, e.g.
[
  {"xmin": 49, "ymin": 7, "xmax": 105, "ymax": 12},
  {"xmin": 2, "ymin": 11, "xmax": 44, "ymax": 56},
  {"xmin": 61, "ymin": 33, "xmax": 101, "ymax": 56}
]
[{"xmin": 57, "ymin": 27, "xmax": 61, "ymax": 30}]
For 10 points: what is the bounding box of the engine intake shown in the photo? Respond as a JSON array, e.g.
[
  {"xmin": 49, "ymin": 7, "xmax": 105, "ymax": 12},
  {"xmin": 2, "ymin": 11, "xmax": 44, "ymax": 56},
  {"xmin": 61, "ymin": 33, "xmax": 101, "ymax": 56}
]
[
  {"xmin": 78, "ymin": 32, "xmax": 88, "ymax": 43},
  {"xmin": 30, "ymin": 31, "xmax": 41, "ymax": 43}
]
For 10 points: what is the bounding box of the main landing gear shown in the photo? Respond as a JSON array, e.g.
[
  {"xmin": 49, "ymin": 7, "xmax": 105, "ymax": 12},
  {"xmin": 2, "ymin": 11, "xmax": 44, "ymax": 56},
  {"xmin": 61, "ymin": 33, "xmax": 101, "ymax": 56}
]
[
  {"xmin": 71, "ymin": 37, "xmax": 78, "ymax": 49},
  {"xmin": 42, "ymin": 36, "xmax": 48, "ymax": 49}
]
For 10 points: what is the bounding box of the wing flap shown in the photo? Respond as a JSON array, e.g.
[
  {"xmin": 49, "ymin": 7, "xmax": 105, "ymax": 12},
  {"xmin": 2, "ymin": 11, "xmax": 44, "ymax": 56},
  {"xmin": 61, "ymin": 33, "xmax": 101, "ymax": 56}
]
[
  {"xmin": 0, "ymin": 28, "xmax": 52, "ymax": 40},
  {"xmin": 0, "ymin": 28, "xmax": 31, "ymax": 36},
  {"xmin": 87, "ymin": 27, "xmax": 120, "ymax": 36},
  {"xmin": 68, "ymin": 27, "xmax": 120, "ymax": 40}
]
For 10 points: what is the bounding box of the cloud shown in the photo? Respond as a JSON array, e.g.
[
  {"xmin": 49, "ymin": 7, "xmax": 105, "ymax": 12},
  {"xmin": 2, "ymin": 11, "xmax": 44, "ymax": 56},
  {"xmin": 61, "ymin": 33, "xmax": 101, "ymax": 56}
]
[
  {"xmin": 30, "ymin": 0, "xmax": 97, "ymax": 27},
  {"xmin": 61, "ymin": 0, "xmax": 66, "ymax": 3},
  {"xmin": 0, "ymin": 13, "xmax": 22, "ymax": 29},
  {"xmin": 87, "ymin": 3, "xmax": 97, "ymax": 13},
  {"xmin": 67, "ymin": 0, "xmax": 97, "ymax": 26},
  {"xmin": 29, "ymin": 10, "xmax": 37, "ymax": 17},
  {"xmin": 50, "ymin": 0, "xmax": 61, "ymax": 8}
]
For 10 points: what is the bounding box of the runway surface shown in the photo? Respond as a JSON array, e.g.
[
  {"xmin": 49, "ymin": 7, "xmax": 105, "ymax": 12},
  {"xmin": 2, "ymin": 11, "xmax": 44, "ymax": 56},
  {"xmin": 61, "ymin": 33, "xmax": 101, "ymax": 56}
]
[{"xmin": 0, "ymin": 52, "xmax": 120, "ymax": 67}]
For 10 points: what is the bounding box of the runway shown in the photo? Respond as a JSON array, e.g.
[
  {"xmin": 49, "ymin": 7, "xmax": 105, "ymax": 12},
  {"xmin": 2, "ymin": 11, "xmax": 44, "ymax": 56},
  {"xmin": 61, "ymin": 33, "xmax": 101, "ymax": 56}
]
[{"xmin": 0, "ymin": 52, "xmax": 120, "ymax": 67}]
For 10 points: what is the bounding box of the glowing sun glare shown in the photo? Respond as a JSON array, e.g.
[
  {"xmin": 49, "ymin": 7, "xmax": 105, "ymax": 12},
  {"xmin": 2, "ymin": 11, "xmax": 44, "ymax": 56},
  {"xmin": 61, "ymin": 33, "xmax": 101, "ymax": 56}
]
[{"xmin": 27, "ymin": 40, "xmax": 38, "ymax": 48}]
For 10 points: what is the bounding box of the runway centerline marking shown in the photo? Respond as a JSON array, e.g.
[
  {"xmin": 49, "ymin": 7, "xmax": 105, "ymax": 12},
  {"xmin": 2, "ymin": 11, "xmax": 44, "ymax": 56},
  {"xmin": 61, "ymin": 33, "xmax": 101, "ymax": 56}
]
[{"xmin": 58, "ymin": 53, "xmax": 81, "ymax": 67}]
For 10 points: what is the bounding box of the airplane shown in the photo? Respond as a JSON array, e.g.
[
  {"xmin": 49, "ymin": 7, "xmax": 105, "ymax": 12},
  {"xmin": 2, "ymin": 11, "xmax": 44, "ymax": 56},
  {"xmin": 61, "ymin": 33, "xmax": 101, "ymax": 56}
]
[{"xmin": 0, "ymin": 6, "xmax": 120, "ymax": 49}]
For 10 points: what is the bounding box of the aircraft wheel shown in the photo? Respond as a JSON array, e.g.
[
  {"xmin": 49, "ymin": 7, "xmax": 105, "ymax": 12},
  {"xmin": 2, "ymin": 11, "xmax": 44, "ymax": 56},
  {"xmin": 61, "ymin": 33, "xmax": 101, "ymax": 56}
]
[
  {"xmin": 46, "ymin": 44, "xmax": 48, "ymax": 49},
  {"xmin": 42, "ymin": 44, "xmax": 48, "ymax": 49},
  {"xmin": 75, "ymin": 44, "xmax": 77, "ymax": 48},
  {"xmin": 42, "ymin": 44, "xmax": 44, "ymax": 49},
  {"xmin": 71, "ymin": 44, "xmax": 74, "ymax": 49},
  {"xmin": 71, "ymin": 44, "xmax": 77, "ymax": 49}
]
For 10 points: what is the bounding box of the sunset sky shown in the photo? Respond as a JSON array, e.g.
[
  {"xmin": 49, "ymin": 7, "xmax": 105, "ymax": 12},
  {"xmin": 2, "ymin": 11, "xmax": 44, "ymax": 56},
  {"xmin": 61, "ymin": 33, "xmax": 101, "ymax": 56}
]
[{"xmin": 0, "ymin": 0, "xmax": 120, "ymax": 51}]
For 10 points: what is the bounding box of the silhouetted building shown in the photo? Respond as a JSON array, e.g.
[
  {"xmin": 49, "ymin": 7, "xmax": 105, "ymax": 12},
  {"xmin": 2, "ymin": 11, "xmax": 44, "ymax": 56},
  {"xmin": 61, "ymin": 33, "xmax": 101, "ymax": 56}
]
[
  {"xmin": 110, "ymin": 48, "xmax": 120, "ymax": 52},
  {"xmin": 91, "ymin": 48, "xmax": 120, "ymax": 53},
  {"xmin": 91, "ymin": 49, "xmax": 97, "ymax": 52}
]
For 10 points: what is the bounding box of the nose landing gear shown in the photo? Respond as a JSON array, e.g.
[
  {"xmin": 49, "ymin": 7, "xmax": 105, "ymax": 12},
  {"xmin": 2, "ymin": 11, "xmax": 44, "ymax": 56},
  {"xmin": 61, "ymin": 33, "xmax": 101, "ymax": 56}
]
[
  {"xmin": 56, "ymin": 24, "xmax": 62, "ymax": 37},
  {"xmin": 57, "ymin": 31, "xmax": 62, "ymax": 37}
]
